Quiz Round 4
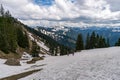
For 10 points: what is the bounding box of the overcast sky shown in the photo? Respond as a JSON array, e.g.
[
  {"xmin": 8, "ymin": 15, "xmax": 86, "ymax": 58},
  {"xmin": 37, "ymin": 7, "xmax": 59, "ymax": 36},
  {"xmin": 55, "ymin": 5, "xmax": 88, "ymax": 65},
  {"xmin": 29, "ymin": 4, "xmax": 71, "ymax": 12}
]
[{"xmin": 0, "ymin": 0, "xmax": 120, "ymax": 27}]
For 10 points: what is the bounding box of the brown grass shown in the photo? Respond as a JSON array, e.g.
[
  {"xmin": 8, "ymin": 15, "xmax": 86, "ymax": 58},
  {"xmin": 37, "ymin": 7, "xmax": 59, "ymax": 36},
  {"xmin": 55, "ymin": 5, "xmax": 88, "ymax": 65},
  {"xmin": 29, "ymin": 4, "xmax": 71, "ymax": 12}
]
[
  {"xmin": 27, "ymin": 57, "xmax": 44, "ymax": 64},
  {"xmin": 0, "ymin": 51, "xmax": 21, "ymax": 59}
]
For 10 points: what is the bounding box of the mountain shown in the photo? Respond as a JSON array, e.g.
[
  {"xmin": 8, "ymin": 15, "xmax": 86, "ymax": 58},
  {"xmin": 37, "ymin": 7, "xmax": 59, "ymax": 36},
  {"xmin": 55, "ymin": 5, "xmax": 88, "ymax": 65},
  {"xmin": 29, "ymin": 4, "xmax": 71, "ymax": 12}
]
[
  {"xmin": 0, "ymin": 16, "xmax": 30, "ymax": 57},
  {"xmin": 35, "ymin": 26, "xmax": 76, "ymax": 48},
  {"xmin": 35, "ymin": 26, "xmax": 120, "ymax": 48},
  {"xmin": 0, "ymin": 14, "xmax": 71, "ymax": 59},
  {"xmin": 0, "ymin": 16, "xmax": 71, "ymax": 58}
]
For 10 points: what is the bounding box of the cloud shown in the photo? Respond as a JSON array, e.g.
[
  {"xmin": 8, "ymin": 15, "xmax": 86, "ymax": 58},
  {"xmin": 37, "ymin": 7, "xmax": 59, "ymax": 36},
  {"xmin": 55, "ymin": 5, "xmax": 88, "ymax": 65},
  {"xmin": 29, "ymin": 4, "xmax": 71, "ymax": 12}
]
[{"xmin": 0, "ymin": 0, "xmax": 120, "ymax": 27}]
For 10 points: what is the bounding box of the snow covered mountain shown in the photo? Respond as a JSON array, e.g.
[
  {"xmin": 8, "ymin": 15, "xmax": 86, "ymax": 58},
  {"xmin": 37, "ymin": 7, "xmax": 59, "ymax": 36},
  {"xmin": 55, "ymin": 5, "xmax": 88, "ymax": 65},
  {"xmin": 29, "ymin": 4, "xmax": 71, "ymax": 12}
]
[
  {"xmin": 35, "ymin": 26, "xmax": 76, "ymax": 48},
  {"xmin": 35, "ymin": 26, "xmax": 120, "ymax": 47}
]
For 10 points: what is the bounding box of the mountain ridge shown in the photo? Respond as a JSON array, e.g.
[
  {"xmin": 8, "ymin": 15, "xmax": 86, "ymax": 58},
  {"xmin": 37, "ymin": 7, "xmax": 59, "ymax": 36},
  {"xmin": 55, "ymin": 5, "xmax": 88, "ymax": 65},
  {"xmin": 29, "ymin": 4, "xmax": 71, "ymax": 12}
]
[{"xmin": 35, "ymin": 26, "xmax": 120, "ymax": 48}]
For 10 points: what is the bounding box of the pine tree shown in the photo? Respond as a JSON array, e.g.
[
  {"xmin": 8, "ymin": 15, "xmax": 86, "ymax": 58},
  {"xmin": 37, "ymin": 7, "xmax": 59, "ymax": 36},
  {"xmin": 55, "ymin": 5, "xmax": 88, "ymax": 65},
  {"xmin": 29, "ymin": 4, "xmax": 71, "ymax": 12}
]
[
  {"xmin": 5, "ymin": 10, "xmax": 11, "ymax": 17},
  {"xmin": 76, "ymin": 34, "xmax": 84, "ymax": 51},
  {"xmin": 115, "ymin": 38, "xmax": 120, "ymax": 46},
  {"xmin": 106, "ymin": 38, "xmax": 110, "ymax": 47},
  {"xmin": 17, "ymin": 28, "xmax": 29, "ymax": 48},
  {"xmin": 85, "ymin": 33, "xmax": 90, "ymax": 49},
  {"xmin": 89, "ymin": 31, "xmax": 98, "ymax": 49},
  {"xmin": 95, "ymin": 34, "xmax": 99, "ymax": 48},
  {"xmin": 31, "ymin": 41, "xmax": 40, "ymax": 57},
  {"xmin": 0, "ymin": 4, "xmax": 4, "ymax": 16},
  {"xmin": 0, "ymin": 34, "xmax": 9, "ymax": 53},
  {"xmin": 98, "ymin": 36, "xmax": 106, "ymax": 48}
]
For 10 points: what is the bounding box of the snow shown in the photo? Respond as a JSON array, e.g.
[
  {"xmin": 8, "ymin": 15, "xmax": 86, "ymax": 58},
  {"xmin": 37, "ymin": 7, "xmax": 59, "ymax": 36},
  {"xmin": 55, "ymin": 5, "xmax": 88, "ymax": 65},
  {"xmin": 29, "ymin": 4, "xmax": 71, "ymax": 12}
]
[
  {"xmin": 28, "ymin": 32, "xmax": 49, "ymax": 51},
  {"xmin": 19, "ymin": 47, "xmax": 120, "ymax": 80},
  {"xmin": 21, "ymin": 52, "xmax": 32, "ymax": 60},
  {"xmin": 0, "ymin": 56, "xmax": 41, "ymax": 79},
  {"xmin": 36, "ymin": 41, "xmax": 49, "ymax": 51},
  {"xmin": 1, "ymin": 47, "xmax": 120, "ymax": 80},
  {"xmin": 28, "ymin": 33, "xmax": 34, "ymax": 41}
]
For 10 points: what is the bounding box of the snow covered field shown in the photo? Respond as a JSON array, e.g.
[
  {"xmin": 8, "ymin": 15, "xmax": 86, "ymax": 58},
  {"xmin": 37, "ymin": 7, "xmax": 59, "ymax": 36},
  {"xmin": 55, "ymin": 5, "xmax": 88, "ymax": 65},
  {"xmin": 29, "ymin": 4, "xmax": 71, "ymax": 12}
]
[{"xmin": 1, "ymin": 47, "xmax": 120, "ymax": 80}]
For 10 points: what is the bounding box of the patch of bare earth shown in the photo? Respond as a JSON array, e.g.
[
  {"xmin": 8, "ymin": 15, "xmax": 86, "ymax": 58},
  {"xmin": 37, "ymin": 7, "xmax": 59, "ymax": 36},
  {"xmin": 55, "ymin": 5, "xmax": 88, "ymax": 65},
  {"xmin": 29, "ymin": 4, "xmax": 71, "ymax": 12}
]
[{"xmin": 0, "ymin": 69, "xmax": 42, "ymax": 80}]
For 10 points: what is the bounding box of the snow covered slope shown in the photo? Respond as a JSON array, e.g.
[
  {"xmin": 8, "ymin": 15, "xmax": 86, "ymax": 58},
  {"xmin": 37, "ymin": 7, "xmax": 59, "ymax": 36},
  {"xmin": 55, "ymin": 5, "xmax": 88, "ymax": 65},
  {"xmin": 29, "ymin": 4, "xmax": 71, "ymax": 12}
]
[
  {"xmin": 28, "ymin": 32, "xmax": 49, "ymax": 52},
  {"xmin": 19, "ymin": 47, "xmax": 120, "ymax": 80},
  {"xmin": 1, "ymin": 47, "xmax": 120, "ymax": 80}
]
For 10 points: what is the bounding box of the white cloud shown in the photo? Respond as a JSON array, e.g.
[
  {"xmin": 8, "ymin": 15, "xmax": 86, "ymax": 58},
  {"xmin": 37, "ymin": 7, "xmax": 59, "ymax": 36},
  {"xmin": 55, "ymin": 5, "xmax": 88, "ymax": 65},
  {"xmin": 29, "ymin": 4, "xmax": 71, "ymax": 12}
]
[{"xmin": 0, "ymin": 0, "xmax": 120, "ymax": 27}]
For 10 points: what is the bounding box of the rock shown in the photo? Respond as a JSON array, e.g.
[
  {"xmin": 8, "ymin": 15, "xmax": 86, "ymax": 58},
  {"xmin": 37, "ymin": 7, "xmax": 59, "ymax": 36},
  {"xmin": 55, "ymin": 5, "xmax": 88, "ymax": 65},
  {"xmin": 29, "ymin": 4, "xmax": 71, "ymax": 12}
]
[
  {"xmin": 27, "ymin": 57, "xmax": 44, "ymax": 64},
  {"xmin": 4, "ymin": 58, "xmax": 21, "ymax": 66}
]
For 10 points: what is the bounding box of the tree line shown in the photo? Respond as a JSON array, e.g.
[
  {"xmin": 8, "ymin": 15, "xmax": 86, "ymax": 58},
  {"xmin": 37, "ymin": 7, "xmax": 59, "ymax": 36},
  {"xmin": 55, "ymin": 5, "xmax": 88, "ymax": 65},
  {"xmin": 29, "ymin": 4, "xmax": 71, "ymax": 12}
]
[
  {"xmin": 76, "ymin": 31, "xmax": 110, "ymax": 51},
  {"xmin": 0, "ymin": 4, "xmax": 29, "ymax": 54},
  {"xmin": 76, "ymin": 31, "xmax": 120, "ymax": 51}
]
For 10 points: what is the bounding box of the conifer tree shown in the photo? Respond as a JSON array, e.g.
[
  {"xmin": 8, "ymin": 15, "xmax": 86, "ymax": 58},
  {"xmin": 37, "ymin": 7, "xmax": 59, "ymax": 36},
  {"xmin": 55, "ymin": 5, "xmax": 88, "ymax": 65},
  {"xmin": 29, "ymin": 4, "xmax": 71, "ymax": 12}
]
[
  {"xmin": 85, "ymin": 33, "xmax": 90, "ymax": 49},
  {"xmin": 76, "ymin": 34, "xmax": 84, "ymax": 51},
  {"xmin": 31, "ymin": 41, "xmax": 40, "ymax": 57},
  {"xmin": 17, "ymin": 28, "xmax": 29, "ymax": 48},
  {"xmin": 89, "ymin": 31, "xmax": 96, "ymax": 49},
  {"xmin": 0, "ymin": 4, "xmax": 4, "ymax": 16},
  {"xmin": 5, "ymin": 10, "xmax": 11, "ymax": 17},
  {"xmin": 106, "ymin": 38, "xmax": 110, "ymax": 47},
  {"xmin": 115, "ymin": 38, "xmax": 120, "ymax": 46},
  {"xmin": 0, "ymin": 34, "xmax": 9, "ymax": 53}
]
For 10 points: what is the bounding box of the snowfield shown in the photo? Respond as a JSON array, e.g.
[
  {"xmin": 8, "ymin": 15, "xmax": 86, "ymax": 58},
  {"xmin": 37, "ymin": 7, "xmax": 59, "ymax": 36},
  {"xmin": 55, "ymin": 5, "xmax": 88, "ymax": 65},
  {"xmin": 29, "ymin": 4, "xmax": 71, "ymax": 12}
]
[{"xmin": 1, "ymin": 47, "xmax": 120, "ymax": 80}]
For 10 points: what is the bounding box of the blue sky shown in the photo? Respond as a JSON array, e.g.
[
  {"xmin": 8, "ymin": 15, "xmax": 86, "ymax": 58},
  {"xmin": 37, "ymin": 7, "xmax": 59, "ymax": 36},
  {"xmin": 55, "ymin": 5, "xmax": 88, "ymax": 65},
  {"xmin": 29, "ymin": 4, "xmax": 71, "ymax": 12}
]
[
  {"xmin": 33, "ymin": 0, "xmax": 54, "ymax": 6},
  {"xmin": 0, "ymin": 0, "xmax": 120, "ymax": 27}
]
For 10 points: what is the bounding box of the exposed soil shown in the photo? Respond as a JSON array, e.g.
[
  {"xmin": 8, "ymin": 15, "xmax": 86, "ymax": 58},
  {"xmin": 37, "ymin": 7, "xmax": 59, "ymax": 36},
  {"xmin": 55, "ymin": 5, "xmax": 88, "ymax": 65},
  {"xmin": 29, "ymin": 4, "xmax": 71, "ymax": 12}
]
[{"xmin": 0, "ymin": 69, "xmax": 42, "ymax": 80}]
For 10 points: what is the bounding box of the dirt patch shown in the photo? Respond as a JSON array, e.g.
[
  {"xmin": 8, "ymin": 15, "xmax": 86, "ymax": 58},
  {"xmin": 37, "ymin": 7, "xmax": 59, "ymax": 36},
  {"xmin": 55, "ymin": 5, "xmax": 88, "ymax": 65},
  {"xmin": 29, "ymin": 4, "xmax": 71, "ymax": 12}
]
[
  {"xmin": 27, "ymin": 57, "xmax": 44, "ymax": 64},
  {"xmin": 0, "ymin": 51, "xmax": 21, "ymax": 59},
  {"xmin": 0, "ymin": 69, "xmax": 42, "ymax": 80}
]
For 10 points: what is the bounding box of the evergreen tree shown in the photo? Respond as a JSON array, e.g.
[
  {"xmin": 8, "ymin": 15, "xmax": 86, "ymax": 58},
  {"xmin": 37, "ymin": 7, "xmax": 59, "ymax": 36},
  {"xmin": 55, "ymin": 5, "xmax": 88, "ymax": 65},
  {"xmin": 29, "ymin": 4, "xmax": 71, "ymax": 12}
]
[
  {"xmin": 0, "ymin": 4, "xmax": 4, "ymax": 16},
  {"xmin": 95, "ymin": 34, "xmax": 100, "ymax": 48},
  {"xmin": 98, "ymin": 36, "xmax": 106, "ymax": 48},
  {"xmin": 17, "ymin": 28, "xmax": 29, "ymax": 49},
  {"xmin": 5, "ymin": 10, "xmax": 11, "ymax": 17},
  {"xmin": 0, "ymin": 34, "xmax": 9, "ymax": 53},
  {"xmin": 76, "ymin": 34, "xmax": 84, "ymax": 51},
  {"xmin": 85, "ymin": 33, "xmax": 90, "ymax": 49},
  {"xmin": 31, "ymin": 41, "xmax": 40, "ymax": 57},
  {"xmin": 89, "ymin": 31, "xmax": 96, "ymax": 49},
  {"xmin": 115, "ymin": 38, "xmax": 120, "ymax": 46},
  {"xmin": 85, "ymin": 32, "xmax": 109, "ymax": 49},
  {"xmin": 106, "ymin": 38, "xmax": 110, "ymax": 47}
]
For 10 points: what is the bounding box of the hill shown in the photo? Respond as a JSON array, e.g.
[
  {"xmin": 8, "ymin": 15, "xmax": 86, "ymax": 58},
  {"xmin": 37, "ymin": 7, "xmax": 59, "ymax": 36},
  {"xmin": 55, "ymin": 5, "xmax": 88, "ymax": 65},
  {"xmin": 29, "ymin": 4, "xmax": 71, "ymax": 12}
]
[
  {"xmin": 0, "ymin": 5, "xmax": 71, "ymax": 58},
  {"xmin": 0, "ymin": 15, "xmax": 30, "ymax": 58},
  {"xmin": 0, "ymin": 47, "xmax": 120, "ymax": 80},
  {"xmin": 19, "ymin": 47, "xmax": 120, "ymax": 80}
]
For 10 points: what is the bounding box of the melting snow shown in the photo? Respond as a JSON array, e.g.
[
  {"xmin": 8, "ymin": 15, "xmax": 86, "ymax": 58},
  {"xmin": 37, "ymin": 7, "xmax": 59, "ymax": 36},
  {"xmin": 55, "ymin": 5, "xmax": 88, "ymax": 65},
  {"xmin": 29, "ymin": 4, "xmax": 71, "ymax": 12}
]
[
  {"xmin": 1, "ymin": 47, "xmax": 120, "ymax": 80},
  {"xmin": 20, "ymin": 47, "xmax": 120, "ymax": 80}
]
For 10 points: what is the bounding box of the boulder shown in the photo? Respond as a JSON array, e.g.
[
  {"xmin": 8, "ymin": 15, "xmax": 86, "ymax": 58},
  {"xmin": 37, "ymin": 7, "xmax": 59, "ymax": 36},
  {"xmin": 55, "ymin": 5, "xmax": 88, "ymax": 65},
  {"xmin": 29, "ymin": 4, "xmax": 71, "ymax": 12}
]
[
  {"xmin": 27, "ymin": 57, "xmax": 44, "ymax": 64},
  {"xmin": 4, "ymin": 58, "xmax": 21, "ymax": 66}
]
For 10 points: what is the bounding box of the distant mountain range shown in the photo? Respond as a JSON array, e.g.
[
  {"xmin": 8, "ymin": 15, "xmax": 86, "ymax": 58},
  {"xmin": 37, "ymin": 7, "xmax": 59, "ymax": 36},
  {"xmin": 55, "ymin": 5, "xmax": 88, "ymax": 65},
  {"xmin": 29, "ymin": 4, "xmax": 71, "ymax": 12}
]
[{"xmin": 35, "ymin": 26, "xmax": 120, "ymax": 48}]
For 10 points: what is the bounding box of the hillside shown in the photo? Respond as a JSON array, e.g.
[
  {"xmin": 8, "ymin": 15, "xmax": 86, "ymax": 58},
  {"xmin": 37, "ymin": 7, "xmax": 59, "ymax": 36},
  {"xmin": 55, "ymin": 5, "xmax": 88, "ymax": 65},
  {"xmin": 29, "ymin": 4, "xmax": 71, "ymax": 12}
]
[
  {"xmin": 25, "ymin": 26, "xmax": 72, "ymax": 55},
  {"xmin": 0, "ymin": 16, "xmax": 30, "ymax": 58},
  {"xmin": 20, "ymin": 47, "xmax": 120, "ymax": 80},
  {"xmin": 0, "ymin": 13, "xmax": 71, "ymax": 58},
  {"xmin": 0, "ymin": 47, "xmax": 120, "ymax": 80}
]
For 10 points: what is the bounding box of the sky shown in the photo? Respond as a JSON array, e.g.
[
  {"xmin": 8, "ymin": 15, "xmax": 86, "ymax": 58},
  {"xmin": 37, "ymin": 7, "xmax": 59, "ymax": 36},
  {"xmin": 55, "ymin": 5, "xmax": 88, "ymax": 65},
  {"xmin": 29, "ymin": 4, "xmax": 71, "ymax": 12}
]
[{"xmin": 0, "ymin": 0, "xmax": 120, "ymax": 27}]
